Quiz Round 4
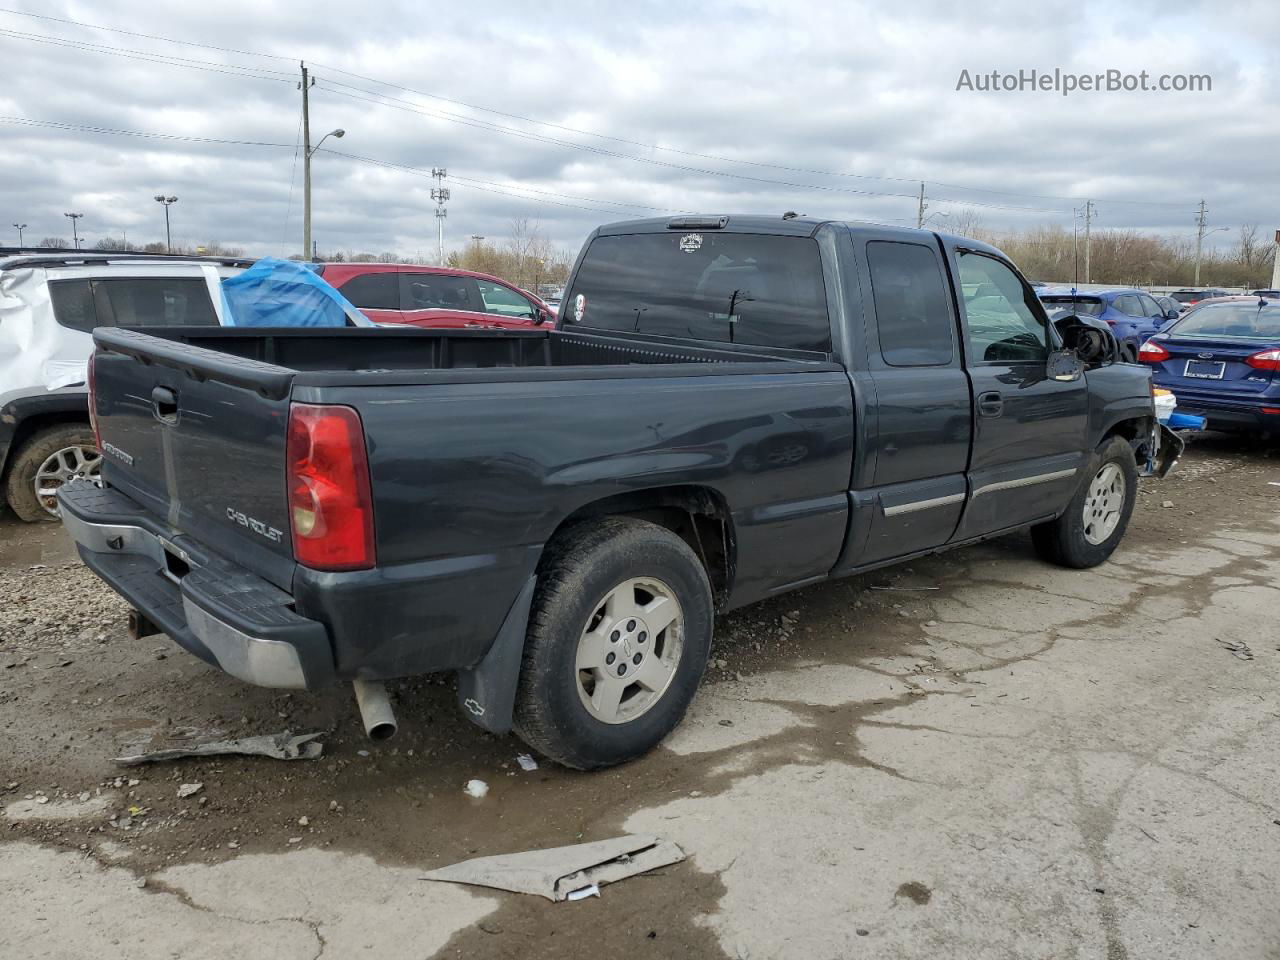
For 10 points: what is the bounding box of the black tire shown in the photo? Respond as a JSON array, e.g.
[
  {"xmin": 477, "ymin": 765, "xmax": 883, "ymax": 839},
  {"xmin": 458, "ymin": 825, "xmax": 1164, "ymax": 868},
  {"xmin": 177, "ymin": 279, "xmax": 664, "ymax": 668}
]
[
  {"xmin": 1032, "ymin": 436, "xmax": 1138, "ymax": 569},
  {"xmin": 513, "ymin": 517, "xmax": 714, "ymax": 770},
  {"xmin": 3, "ymin": 424, "xmax": 99, "ymax": 522}
]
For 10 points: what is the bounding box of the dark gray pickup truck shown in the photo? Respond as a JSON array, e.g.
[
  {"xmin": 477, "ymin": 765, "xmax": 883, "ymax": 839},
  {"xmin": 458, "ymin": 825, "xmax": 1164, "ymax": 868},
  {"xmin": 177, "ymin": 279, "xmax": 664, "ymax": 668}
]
[{"xmin": 59, "ymin": 216, "xmax": 1179, "ymax": 769}]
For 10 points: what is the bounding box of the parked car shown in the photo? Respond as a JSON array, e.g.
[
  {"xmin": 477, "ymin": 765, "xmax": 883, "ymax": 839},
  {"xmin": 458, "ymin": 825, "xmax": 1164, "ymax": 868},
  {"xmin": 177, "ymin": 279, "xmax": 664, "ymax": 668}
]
[
  {"xmin": 1250, "ymin": 289, "xmax": 1280, "ymax": 299},
  {"xmin": 1039, "ymin": 287, "xmax": 1179, "ymax": 361},
  {"xmin": 1155, "ymin": 295, "xmax": 1184, "ymax": 318},
  {"xmin": 1169, "ymin": 288, "xmax": 1230, "ymax": 312},
  {"xmin": 1139, "ymin": 298, "xmax": 1280, "ymax": 434},
  {"xmin": 60, "ymin": 216, "xmax": 1177, "ymax": 769},
  {"xmin": 0, "ymin": 251, "xmax": 251, "ymax": 521},
  {"xmin": 315, "ymin": 263, "xmax": 554, "ymax": 329}
]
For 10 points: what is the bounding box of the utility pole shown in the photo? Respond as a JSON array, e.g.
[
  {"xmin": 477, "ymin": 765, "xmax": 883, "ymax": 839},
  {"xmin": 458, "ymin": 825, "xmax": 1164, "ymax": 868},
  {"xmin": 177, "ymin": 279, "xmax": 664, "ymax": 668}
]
[
  {"xmin": 63, "ymin": 212, "xmax": 83, "ymax": 249},
  {"xmin": 1194, "ymin": 200, "xmax": 1208, "ymax": 286},
  {"xmin": 916, "ymin": 182, "xmax": 927, "ymax": 230},
  {"xmin": 12, "ymin": 222, "xmax": 26, "ymax": 245},
  {"xmin": 1271, "ymin": 229, "xmax": 1280, "ymax": 291},
  {"xmin": 299, "ymin": 62, "xmax": 345, "ymax": 262},
  {"xmin": 302, "ymin": 62, "xmax": 313, "ymax": 261},
  {"xmin": 1082, "ymin": 200, "xmax": 1095, "ymax": 284},
  {"xmin": 154, "ymin": 195, "xmax": 177, "ymax": 252},
  {"xmin": 431, "ymin": 168, "xmax": 449, "ymax": 265}
]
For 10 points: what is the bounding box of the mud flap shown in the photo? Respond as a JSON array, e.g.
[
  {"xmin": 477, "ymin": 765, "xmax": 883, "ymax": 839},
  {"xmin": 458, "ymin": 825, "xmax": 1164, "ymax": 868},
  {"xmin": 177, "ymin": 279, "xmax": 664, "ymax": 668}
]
[{"xmin": 456, "ymin": 576, "xmax": 537, "ymax": 735}]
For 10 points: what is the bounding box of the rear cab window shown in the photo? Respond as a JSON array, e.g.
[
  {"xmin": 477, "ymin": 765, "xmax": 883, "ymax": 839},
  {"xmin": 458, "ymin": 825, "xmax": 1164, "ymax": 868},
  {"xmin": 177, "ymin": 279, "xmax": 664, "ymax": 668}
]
[
  {"xmin": 563, "ymin": 232, "xmax": 831, "ymax": 352},
  {"xmin": 865, "ymin": 241, "xmax": 954, "ymax": 366}
]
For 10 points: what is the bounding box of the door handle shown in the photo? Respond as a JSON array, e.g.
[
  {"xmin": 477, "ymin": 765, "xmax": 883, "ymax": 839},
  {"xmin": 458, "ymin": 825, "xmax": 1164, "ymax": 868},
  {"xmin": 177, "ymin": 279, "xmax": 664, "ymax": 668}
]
[
  {"xmin": 977, "ymin": 391, "xmax": 1003, "ymax": 418},
  {"xmin": 151, "ymin": 386, "xmax": 178, "ymax": 424}
]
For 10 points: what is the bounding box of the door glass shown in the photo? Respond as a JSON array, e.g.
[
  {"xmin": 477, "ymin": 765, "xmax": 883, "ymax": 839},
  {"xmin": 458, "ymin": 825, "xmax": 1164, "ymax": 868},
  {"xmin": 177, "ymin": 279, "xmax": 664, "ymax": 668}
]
[
  {"xmin": 1114, "ymin": 295, "xmax": 1142, "ymax": 317},
  {"xmin": 402, "ymin": 273, "xmax": 482, "ymax": 311},
  {"xmin": 1138, "ymin": 295, "xmax": 1163, "ymax": 318},
  {"xmin": 338, "ymin": 273, "xmax": 399, "ymax": 310},
  {"xmin": 957, "ymin": 253, "xmax": 1048, "ymax": 363},
  {"xmin": 866, "ymin": 241, "xmax": 954, "ymax": 366},
  {"xmin": 96, "ymin": 278, "xmax": 218, "ymax": 326},
  {"xmin": 476, "ymin": 280, "xmax": 536, "ymax": 318}
]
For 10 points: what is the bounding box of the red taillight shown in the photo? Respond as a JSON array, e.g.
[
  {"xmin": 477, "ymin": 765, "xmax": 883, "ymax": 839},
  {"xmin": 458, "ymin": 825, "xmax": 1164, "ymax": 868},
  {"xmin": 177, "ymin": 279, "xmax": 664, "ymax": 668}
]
[
  {"xmin": 87, "ymin": 353, "xmax": 102, "ymax": 448},
  {"xmin": 1137, "ymin": 341, "xmax": 1169, "ymax": 363},
  {"xmin": 286, "ymin": 403, "xmax": 375, "ymax": 571},
  {"xmin": 1245, "ymin": 349, "xmax": 1280, "ymax": 372}
]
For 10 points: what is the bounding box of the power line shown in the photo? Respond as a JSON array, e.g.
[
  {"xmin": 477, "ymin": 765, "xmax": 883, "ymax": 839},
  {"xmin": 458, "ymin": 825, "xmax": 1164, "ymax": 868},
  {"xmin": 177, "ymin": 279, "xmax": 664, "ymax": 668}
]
[
  {"xmin": 0, "ymin": 27, "xmax": 295, "ymax": 83},
  {"xmin": 0, "ymin": 115, "xmax": 293, "ymax": 147},
  {"xmin": 315, "ymin": 82, "xmax": 1062, "ymax": 214},
  {"xmin": 0, "ymin": 6, "xmax": 296, "ymax": 61},
  {"xmin": 0, "ymin": 7, "xmax": 1189, "ymax": 211}
]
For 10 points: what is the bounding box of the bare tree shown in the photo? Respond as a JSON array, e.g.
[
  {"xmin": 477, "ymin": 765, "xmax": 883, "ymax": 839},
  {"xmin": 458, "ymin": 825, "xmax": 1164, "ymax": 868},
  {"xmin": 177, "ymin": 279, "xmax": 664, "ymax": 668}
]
[{"xmin": 1235, "ymin": 223, "xmax": 1262, "ymax": 270}]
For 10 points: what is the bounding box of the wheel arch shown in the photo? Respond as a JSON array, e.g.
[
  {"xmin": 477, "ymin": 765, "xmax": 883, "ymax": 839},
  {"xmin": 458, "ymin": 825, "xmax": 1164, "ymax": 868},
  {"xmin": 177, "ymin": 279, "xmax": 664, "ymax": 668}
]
[{"xmin": 548, "ymin": 485, "xmax": 736, "ymax": 611}]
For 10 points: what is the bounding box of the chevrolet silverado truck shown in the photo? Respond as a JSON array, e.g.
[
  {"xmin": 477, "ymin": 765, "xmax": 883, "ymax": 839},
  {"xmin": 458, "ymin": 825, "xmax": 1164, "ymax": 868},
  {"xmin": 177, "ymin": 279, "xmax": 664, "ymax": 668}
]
[{"xmin": 58, "ymin": 216, "xmax": 1179, "ymax": 769}]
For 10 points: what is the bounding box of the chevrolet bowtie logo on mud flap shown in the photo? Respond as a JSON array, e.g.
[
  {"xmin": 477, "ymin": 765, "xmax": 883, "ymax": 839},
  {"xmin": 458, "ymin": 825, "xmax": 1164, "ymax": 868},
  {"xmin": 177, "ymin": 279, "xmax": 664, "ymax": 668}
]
[
  {"xmin": 226, "ymin": 507, "xmax": 284, "ymax": 543},
  {"xmin": 464, "ymin": 698, "xmax": 486, "ymax": 717}
]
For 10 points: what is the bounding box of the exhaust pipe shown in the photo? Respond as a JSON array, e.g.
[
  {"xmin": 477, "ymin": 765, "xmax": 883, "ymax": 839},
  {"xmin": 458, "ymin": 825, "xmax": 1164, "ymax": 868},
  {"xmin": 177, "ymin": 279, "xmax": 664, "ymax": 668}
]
[{"xmin": 353, "ymin": 678, "xmax": 397, "ymax": 740}]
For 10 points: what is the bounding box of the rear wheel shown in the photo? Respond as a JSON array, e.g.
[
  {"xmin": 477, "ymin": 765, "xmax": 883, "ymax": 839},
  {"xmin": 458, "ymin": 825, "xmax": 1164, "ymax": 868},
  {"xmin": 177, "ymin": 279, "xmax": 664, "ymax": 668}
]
[
  {"xmin": 3, "ymin": 424, "xmax": 101, "ymax": 522},
  {"xmin": 1031, "ymin": 435, "xmax": 1137, "ymax": 568},
  {"xmin": 513, "ymin": 518, "xmax": 713, "ymax": 770}
]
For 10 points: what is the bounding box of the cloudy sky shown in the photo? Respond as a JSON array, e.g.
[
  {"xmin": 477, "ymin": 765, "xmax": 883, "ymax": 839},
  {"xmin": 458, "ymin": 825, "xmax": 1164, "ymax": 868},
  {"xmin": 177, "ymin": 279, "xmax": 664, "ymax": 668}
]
[{"xmin": 1, "ymin": 0, "xmax": 1276, "ymax": 261}]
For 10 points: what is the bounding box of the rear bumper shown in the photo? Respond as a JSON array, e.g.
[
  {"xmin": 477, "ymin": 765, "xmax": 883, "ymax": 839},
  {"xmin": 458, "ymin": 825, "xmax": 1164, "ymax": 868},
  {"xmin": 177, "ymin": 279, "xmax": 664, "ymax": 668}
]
[{"xmin": 58, "ymin": 482, "xmax": 334, "ymax": 689}]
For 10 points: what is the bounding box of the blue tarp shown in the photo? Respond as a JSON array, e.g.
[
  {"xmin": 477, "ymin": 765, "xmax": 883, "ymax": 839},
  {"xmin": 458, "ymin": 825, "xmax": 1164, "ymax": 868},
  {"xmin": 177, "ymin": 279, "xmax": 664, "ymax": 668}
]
[{"xmin": 220, "ymin": 258, "xmax": 370, "ymax": 327}]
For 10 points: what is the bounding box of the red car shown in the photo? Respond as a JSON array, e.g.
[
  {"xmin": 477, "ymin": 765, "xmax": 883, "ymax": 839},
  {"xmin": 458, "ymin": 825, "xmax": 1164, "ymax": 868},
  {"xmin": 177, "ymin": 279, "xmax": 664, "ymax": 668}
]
[{"xmin": 315, "ymin": 263, "xmax": 554, "ymax": 329}]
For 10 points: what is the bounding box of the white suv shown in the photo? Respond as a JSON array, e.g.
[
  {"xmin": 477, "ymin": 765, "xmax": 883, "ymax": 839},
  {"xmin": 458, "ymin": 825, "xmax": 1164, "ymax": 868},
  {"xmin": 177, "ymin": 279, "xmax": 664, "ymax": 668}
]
[{"xmin": 0, "ymin": 251, "xmax": 248, "ymax": 520}]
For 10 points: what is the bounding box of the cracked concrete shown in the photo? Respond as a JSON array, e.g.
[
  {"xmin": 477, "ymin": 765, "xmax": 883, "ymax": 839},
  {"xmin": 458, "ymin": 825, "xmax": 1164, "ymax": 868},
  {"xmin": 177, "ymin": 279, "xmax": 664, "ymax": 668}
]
[{"xmin": 2, "ymin": 437, "xmax": 1278, "ymax": 958}]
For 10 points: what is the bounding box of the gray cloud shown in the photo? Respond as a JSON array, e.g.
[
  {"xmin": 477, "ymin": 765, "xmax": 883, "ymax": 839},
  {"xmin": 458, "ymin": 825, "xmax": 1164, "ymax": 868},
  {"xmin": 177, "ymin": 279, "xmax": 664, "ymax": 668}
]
[{"xmin": 1, "ymin": 0, "xmax": 1275, "ymax": 261}]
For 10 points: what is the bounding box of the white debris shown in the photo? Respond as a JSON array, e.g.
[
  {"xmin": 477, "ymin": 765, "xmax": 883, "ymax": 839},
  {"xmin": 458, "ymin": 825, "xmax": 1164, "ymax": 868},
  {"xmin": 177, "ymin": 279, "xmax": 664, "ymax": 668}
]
[
  {"xmin": 516, "ymin": 754, "xmax": 538, "ymax": 772},
  {"xmin": 176, "ymin": 783, "xmax": 203, "ymax": 799},
  {"xmin": 298, "ymin": 816, "xmax": 310, "ymax": 827},
  {"xmin": 464, "ymin": 779, "xmax": 490, "ymax": 799}
]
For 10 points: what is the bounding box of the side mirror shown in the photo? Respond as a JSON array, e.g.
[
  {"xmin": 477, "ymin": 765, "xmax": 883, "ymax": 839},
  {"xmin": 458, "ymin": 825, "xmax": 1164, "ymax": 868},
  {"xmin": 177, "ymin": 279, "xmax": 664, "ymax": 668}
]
[
  {"xmin": 1164, "ymin": 308, "xmax": 1179, "ymax": 320},
  {"xmin": 1047, "ymin": 348, "xmax": 1084, "ymax": 381}
]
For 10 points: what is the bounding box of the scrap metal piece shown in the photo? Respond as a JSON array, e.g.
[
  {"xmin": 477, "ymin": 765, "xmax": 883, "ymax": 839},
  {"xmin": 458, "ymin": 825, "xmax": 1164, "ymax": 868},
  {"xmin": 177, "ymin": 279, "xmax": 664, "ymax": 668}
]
[
  {"xmin": 113, "ymin": 731, "xmax": 324, "ymax": 767},
  {"xmin": 421, "ymin": 834, "xmax": 685, "ymax": 902}
]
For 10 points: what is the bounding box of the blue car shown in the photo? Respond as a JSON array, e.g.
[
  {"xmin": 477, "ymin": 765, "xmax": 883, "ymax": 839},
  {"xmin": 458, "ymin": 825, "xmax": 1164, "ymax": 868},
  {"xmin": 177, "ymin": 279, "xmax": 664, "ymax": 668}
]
[
  {"xmin": 1139, "ymin": 297, "xmax": 1280, "ymax": 435},
  {"xmin": 1039, "ymin": 287, "xmax": 1180, "ymax": 362}
]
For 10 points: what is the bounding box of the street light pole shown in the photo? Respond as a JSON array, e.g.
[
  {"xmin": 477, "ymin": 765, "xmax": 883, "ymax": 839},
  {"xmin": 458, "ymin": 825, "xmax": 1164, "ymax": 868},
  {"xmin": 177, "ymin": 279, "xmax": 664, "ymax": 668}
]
[
  {"xmin": 12, "ymin": 223, "xmax": 26, "ymax": 245},
  {"xmin": 154, "ymin": 195, "xmax": 178, "ymax": 252},
  {"xmin": 300, "ymin": 62, "xmax": 345, "ymax": 261},
  {"xmin": 63, "ymin": 212, "xmax": 83, "ymax": 249}
]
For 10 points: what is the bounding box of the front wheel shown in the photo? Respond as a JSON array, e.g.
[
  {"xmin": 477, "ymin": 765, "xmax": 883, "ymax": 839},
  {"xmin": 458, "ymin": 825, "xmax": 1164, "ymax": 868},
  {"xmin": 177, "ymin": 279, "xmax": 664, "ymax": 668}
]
[
  {"xmin": 1032, "ymin": 436, "xmax": 1138, "ymax": 568},
  {"xmin": 513, "ymin": 517, "xmax": 713, "ymax": 770}
]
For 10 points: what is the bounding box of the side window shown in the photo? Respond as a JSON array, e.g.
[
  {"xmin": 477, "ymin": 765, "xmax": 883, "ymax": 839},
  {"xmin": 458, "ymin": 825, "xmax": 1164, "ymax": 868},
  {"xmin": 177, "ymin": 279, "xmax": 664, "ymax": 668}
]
[
  {"xmin": 1138, "ymin": 294, "xmax": 1162, "ymax": 318},
  {"xmin": 96, "ymin": 279, "xmax": 218, "ymax": 326},
  {"xmin": 866, "ymin": 241, "xmax": 954, "ymax": 366},
  {"xmin": 957, "ymin": 252, "xmax": 1048, "ymax": 363},
  {"xmin": 401, "ymin": 273, "xmax": 482, "ymax": 311},
  {"xmin": 47, "ymin": 279, "xmax": 98, "ymax": 332},
  {"xmin": 475, "ymin": 280, "xmax": 536, "ymax": 318},
  {"xmin": 1114, "ymin": 295, "xmax": 1141, "ymax": 317},
  {"xmin": 338, "ymin": 273, "xmax": 399, "ymax": 310}
]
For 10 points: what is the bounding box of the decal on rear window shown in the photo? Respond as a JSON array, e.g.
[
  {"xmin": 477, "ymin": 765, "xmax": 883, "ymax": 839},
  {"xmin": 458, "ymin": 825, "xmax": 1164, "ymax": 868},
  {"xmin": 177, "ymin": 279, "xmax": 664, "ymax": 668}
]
[
  {"xmin": 679, "ymin": 233, "xmax": 703, "ymax": 253},
  {"xmin": 573, "ymin": 293, "xmax": 587, "ymax": 322}
]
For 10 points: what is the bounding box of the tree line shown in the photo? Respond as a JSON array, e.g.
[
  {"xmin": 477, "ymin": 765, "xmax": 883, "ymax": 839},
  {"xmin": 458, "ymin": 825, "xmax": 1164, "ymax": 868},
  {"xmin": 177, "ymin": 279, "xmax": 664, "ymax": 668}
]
[{"xmin": 961, "ymin": 219, "xmax": 1276, "ymax": 289}]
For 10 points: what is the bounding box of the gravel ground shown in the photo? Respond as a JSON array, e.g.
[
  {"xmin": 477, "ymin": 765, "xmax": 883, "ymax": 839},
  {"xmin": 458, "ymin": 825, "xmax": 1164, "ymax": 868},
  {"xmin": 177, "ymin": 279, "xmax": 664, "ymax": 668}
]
[{"xmin": 2, "ymin": 432, "xmax": 1278, "ymax": 959}]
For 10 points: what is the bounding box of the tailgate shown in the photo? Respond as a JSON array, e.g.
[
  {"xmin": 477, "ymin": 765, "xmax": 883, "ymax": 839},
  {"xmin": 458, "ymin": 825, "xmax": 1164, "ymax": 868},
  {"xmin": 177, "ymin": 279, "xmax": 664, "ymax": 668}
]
[{"xmin": 92, "ymin": 329, "xmax": 297, "ymax": 587}]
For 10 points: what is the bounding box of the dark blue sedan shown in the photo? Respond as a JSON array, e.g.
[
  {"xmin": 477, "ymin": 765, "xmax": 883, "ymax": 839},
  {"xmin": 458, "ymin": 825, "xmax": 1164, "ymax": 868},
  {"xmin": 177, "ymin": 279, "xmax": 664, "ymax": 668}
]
[
  {"xmin": 1139, "ymin": 297, "xmax": 1280, "ymax": 435},
  {"xmin": 1040, "ymin": 287, "xmax": 1180, "ymax": 362}
]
